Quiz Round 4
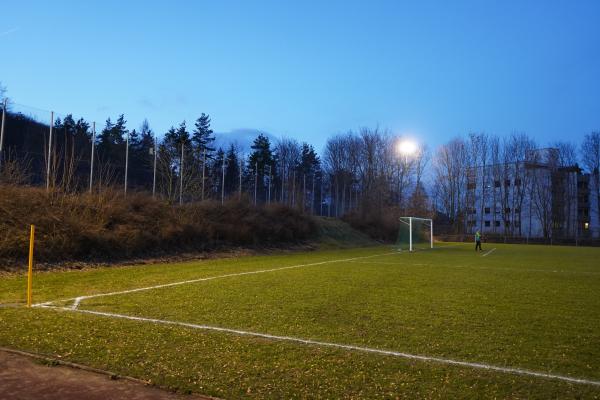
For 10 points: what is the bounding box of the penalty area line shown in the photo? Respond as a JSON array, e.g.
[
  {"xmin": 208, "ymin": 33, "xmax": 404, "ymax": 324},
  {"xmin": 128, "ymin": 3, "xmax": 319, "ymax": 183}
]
[
  {"xmin": 42, "ymin": 305, "xmax": 600, "ymax": 387},
  {"xmin": 481, "ymin": 248, "xmax": 497, "ymax": 257}
]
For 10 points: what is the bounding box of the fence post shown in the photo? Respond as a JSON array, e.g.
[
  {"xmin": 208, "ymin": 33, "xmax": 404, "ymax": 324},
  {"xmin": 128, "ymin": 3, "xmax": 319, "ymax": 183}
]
[
  {"xmin": 221, "ymin": 160, "xmax": 226, "ymax": 204},
  {"xmin": 0, "ymin": 98, "xmax": 6, "ymax": 169},
  {"xmin": 281, "ymin": 166, "xmax": 285, "ymax": 203},
  {"xmin": 328, "ymin": 185, "xmax": 331, "ymax": 217},
  {"xmin": 320, "ymin": 180, "xmax": 323, "ymax": 216},
  {"xmin": 152, "ymin": 134, "xmax": 157, "ymax": 198},
  {"xmin": 311, "ymin": 173, "xmax": 316, "ymax": 214},
  {"xmin": 292, "ymin": 171, "xmax": 296, "ymax": 207},
  {"xmin": 46, "ymin": 111, "xmax": 54, "ymax": 191},
  {"xmin": 239, "ymin": 157, "xmax": 242, "ymax": 200},
  {"xmin": 254, "ymin": 161, "xmax": 258, "ymax": 205},
  {"xmin": 268, "ymin": 165, "xmax": 272, "ymax": 204},
  {"xmin": 27, "ymin": 225, "xmax": 35, "ymax": 307},
  {"xmin": 89, "ymin": 122, "xmax": 95, "ymax": 193},
  {"xmin": 201, "ymin": 148, "xmax": 206, "ymax": 201},
  {"xmin": 180, "ymin": 142, "xmax": 184, "ymax": 205},
  {"xmin": 303, "ymin": 174, "xmax": 306, "ymax": 211}
]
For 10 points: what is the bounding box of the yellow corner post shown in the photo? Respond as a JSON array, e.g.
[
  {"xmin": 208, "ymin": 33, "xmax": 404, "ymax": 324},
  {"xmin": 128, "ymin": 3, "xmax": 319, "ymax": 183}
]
[{"xmin": 27, "ymin": 225, "xmax": 35, "ymax": 307}]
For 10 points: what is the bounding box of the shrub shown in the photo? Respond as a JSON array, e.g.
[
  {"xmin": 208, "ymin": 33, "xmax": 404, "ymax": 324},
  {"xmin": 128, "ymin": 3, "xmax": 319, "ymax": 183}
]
[{"xmin": 0, "ymin": 185, "xmax": 317, "ymax": 265}]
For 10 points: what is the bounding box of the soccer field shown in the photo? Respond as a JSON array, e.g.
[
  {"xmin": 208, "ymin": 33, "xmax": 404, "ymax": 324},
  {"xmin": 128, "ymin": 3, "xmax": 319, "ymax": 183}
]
[{"xmin": 1, "ymin": 243, "xmax": 600, "ymax": 398}]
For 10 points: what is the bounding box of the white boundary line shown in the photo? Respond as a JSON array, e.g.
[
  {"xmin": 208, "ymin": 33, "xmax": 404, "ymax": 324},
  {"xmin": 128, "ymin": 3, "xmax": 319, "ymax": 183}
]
[
  {"xmin": 34, "ymin": 252, "xmax": 397, "ymax": 310},
  {"xmin": 349, "ymin": 261, "xmax": 432, "ymax": 266},
  {"xmin": 41, "ymin": 305, "xmax": 600, "ymax": 387},
  {"xmin": 481, "ymin": 248, "xmax": 497, "ymax": 257},
  {"xmin": 347, "ymin": 260, "xmax": 600, "ymax": 275}
]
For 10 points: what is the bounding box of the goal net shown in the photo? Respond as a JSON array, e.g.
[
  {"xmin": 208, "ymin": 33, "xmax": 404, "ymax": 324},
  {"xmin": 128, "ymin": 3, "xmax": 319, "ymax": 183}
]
[{"xmin": 397, "ymin": 217, "xmax": 433, "ymax": 251}]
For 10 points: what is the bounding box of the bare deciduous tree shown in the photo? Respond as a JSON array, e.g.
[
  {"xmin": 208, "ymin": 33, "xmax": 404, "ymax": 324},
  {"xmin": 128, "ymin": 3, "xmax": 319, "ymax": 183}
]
[
  {"xmin": 433, "ymin": 138, "xmax": 468, "ymax": 231},
  {"xmin": 581, "ymin": 132, "xmax": 600, "ymax": 236}
]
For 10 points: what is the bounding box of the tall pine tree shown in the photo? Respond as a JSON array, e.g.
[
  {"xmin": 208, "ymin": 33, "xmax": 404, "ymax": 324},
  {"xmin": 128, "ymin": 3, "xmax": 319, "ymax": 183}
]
[
  {"xmin": 97, "ymin": 114, "xmax": 128, "ymax": 178},
  {"xmin": 224, "ymin": 144, "xmax": 240, "ymax": 196},
  {"xmin": 248, "ymin": 134, "xmax": 275, "ymax": 203},
  {"xmin": 192, "ymin": 113, "xmax": 215, "ymax": 157}
]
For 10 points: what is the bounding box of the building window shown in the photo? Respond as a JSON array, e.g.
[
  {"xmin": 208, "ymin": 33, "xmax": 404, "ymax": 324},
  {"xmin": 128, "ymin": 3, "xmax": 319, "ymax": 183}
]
[
  {"xmin": 505, "ymin": 179, "xmax": 511, "ymax": 187},
  {"xmin": 515, "ymin": 208, "xmax": 520, "ymax": 214},
  {"xmin": 495, "ymin": 221, "xmax": 500, "ymax": 227},
  {"xmin": 467, "ymin": 182, "xmax": 476, "ymax": 190},
  {"xmin": 494, "ymin": 180, "xmax": 501, "ymax": 188},
  {"xmin": 484, "ymin": 207, "xmax": 490, "ymax": 214},
  {"xmin": 514, "ymin": 179, "xmax": 522, "ymax": 186},
  {"xmin": 485, "ymin": 221, "xmax": 490, "ymax": 227},
  {"xmin": 584, "ymin": 222, "xmax": 590, "ymax": 230},
  {"xmin": 505, "ymin": 221, "xmax": 510, "ymax": 227},
  {"xmin": 504, "ymin": 207, "xmax": 511, "ymax": 214}
]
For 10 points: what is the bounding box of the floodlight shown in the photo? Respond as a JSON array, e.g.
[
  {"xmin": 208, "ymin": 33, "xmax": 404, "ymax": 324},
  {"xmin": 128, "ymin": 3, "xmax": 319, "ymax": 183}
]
[{"xmin": 397, "ymin": 139, "xmax": 418, "ymax": 156}]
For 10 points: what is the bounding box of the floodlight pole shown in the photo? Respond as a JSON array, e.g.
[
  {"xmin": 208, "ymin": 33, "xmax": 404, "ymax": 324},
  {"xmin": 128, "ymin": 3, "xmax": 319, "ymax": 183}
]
[
  {"xmin": 0, "ymin": 98, "xmax": 7, "ymax": 169},
  {"xmin": 89, "ymin": 122, "xmax": 95, "ymax": 193},
  {"xmin": 46, "ymin": 111, "xmax": 54, "ymax": 191}
]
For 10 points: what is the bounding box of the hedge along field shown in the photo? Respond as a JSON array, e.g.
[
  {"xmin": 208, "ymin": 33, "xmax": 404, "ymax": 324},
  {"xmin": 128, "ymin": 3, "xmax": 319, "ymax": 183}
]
[
  {"xmin": 1, "ymin": 244, "xmax": 600, "ymax": 398},
  {"xmin": 0, "ymin": 185, "xmax": 316, "ymax": 266}
]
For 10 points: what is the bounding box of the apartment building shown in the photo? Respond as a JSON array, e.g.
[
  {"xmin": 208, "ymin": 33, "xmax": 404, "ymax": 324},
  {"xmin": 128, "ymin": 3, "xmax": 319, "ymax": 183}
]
[{"xmin": 466, "ymin": 148, "xmax": 596, "ymax": 239}]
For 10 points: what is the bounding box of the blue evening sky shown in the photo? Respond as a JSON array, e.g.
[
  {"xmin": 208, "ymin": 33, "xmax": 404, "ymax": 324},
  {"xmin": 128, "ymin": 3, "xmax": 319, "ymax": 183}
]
[{"xmin": 1, "ymin": 0, "xmax": 599, "ymax": 152}]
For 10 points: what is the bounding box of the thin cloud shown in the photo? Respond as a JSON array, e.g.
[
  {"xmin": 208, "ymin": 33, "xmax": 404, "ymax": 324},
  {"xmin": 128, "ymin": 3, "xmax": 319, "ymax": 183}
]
[{"xmin": 0, "ymin": 27, "xmax": 19, "ymax": 37}]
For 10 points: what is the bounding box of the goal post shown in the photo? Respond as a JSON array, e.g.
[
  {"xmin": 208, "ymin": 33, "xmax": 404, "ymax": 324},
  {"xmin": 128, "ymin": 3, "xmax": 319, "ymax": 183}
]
[{"xmin": 397, "ymin": 217, "xmax": 433, "ymax": 252}]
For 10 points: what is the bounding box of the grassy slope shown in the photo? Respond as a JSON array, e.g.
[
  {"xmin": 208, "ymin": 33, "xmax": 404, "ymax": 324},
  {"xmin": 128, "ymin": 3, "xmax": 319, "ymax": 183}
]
[
  {"xmin": 0, "ymin": 185, "xmax": 316, "ymax": 265},
  {"xmin": 1, "ymin": 244, "xmax": 600, "ymax": 399},
  {"xmin": 313, "ymin": 217, "xmax": 378, "ymax": 249}
]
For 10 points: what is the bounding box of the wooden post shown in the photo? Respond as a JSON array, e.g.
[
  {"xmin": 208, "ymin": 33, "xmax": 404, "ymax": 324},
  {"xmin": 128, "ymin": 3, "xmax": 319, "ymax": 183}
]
[{"xmin": 27, "ymin": 225, "xmax": 35, "ymax": 307}]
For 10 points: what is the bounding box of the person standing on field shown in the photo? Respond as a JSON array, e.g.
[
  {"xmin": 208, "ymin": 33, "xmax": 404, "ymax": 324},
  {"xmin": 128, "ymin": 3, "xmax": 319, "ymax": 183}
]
[{"xmin": 475, "ymin": 230, "xmax": 482, "ymax": 251}]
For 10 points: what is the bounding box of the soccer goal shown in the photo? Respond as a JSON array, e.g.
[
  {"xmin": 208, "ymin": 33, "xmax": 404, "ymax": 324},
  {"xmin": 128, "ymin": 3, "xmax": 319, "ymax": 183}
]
[{"xmin": 397, "ymin": 217, "xmax": 433, "ymax": 252}]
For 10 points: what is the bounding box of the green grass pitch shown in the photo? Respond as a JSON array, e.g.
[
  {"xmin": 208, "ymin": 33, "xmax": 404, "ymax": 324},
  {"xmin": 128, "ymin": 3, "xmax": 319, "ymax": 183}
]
[{"xmin": 1, "ymin": 243, "xmax": 600, "ymax": 398}]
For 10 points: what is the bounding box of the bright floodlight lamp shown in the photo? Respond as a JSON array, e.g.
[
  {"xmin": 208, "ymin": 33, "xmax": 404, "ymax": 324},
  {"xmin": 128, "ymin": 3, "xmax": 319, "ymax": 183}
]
[{"xmin": 396, "ymin": 139, "xmax": 418, "ymax": 156}]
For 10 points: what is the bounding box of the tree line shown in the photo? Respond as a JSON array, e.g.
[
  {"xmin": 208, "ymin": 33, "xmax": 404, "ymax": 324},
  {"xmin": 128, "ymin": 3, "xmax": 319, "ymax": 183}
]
[
  {"xmin": 321, "ymin": 127, "xmax": 599, "ymax": 239},
  {"xmin": 0, "ymin": 91, "xmax": 323, "ymax": 212},
  {"xmin": 1, "ymin": 84, "xmax": 599, "ymax": 237}
]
